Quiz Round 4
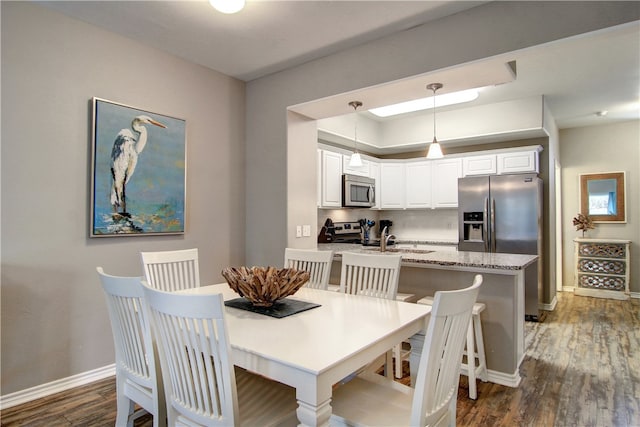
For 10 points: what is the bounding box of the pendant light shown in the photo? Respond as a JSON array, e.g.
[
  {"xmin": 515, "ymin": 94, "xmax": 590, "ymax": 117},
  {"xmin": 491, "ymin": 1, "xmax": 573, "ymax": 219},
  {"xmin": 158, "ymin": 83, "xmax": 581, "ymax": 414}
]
[
  {"xmin": 426, "ymin": 83, "xmax": 444, "ymax": 159},
  {"xmin": 348, "ymin": 101, "xmax": 363, "ymax": 167}
]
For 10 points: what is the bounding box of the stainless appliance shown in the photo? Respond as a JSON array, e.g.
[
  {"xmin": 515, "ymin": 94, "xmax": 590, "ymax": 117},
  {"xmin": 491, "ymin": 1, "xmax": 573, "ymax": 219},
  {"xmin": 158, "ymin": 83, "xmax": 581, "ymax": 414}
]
[
  {"xmin": 331, "ymin": 221, "xmax": 363, "ymax": 243},
  {"xmin": 342, "ymin": 174, "xmax": 375, "ymax": 208},
  {"xmin": 458, "ymin": 174, "xmax": 543, "ymax": 321}
]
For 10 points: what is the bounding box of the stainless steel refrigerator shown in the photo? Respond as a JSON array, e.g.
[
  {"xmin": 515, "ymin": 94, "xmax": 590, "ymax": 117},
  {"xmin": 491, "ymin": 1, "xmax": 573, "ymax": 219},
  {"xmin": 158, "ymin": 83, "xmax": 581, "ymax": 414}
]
[{"xmin": 458, "ymin": 173, "xmax": 543, "ymax": 321}]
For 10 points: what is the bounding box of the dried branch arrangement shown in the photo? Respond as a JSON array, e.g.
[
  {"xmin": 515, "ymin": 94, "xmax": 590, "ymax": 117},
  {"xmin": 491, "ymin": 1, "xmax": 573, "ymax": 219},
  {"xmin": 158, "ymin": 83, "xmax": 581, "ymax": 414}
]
[
  {"xmin": 573, "ymin": 213, "xmax": 595, "ymax": 236},
  {"xmin": 221, "ymin": 266, "xmax": 310, "ymax": 307}
]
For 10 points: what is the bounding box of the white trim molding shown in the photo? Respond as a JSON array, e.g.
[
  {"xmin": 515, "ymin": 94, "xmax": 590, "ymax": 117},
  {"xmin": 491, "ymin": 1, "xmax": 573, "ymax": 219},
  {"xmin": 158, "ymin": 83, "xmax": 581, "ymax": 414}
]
[
  {"xmin": 540, "ymin": 295, "xmax": 557, "ymax": 312},
  {"xmin": 0, "ymin": 364, "xmax": 115, "ymax": 410}
]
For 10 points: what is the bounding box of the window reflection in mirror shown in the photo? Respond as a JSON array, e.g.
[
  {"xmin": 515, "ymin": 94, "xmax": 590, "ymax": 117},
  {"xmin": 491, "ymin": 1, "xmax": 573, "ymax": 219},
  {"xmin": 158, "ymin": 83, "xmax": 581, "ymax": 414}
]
[{"xmin": 580, "ymin": 172, "xmax": 626, "ymax": 223}]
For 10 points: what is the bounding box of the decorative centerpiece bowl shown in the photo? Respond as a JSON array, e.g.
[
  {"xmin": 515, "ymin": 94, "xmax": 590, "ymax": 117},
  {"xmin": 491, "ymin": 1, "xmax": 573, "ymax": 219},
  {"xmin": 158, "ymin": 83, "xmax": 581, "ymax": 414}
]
[{"xmin": 221, "ymin": 266, "xmax": 310, "ymax": 307}]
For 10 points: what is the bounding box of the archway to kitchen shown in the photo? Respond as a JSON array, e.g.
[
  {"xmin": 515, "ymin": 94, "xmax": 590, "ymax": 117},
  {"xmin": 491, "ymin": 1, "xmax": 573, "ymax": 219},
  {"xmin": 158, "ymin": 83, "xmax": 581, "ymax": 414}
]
[{"xmin": 284, "ymin": 49, "xmax": 562, "ymax": 310}]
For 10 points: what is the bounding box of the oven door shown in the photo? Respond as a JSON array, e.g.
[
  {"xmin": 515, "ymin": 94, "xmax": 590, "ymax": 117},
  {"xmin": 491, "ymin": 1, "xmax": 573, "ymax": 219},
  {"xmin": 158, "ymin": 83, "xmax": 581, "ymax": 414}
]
[{"xmin": 342, "ymin": 175, "xmax": 375, "ymax": 207}]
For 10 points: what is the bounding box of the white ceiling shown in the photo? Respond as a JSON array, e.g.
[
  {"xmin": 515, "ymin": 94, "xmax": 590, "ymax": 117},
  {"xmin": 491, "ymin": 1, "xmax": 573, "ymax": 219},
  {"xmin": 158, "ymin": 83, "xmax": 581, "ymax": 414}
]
[{"xmin": 38, "ymin": 0, "xmax": 640, "ymax": 147}]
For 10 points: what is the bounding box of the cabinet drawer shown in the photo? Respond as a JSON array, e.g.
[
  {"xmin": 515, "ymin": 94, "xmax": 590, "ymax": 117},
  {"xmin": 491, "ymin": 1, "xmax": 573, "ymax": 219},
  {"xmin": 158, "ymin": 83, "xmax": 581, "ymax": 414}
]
[
  {"xmin": 577, "ymin": 274, "xmax": 626, "ymax": 291},
  {"xmin": 578, "ymin": 259, "xmax": 626, "ymax": 275},
  {"xmin": 578, "ymin": 243, "xmax": 626, "ymax": 258}
]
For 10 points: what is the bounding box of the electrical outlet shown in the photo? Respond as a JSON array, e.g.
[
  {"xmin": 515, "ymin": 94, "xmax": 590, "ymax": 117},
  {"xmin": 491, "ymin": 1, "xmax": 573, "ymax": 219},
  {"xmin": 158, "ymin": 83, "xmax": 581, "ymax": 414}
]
[
  {"xmin": 296, "ymin": 226, "xmax": 302, "ymax": 238},
  {"xmin": 302, "ymin": 225, "xmax": 311, "ymax": 237}
]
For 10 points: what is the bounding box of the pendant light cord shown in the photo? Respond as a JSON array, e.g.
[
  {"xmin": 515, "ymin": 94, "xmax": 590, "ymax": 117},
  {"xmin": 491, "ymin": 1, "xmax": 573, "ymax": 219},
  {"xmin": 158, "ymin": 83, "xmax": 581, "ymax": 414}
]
[
  {"xmin": 348, "ymin": 101, "xmax": 363, "ymax": 154},
  {"xmin": 432, "ymin": 87, "xmax": 437, "ymax": 142}
]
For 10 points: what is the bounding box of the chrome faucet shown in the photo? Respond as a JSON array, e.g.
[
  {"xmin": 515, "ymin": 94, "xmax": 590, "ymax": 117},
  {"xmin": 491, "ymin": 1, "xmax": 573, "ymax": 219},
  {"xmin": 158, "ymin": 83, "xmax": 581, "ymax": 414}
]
[{"xmin": 380, "ymin": 226, "xmax": 396, "ymax": 252}]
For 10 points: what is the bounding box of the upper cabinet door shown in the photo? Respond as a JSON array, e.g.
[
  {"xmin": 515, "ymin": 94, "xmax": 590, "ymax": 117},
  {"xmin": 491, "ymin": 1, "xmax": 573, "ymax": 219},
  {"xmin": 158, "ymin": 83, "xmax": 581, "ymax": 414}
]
[
  {"xmin": 320, "ymin": 150, "xmax": 343, "ymax": 207},
  {"xmin": 380, "ymin": 162, "xmax": 405, "ymax": 209},
  {"xmin": 497, "ymin": 151, "xmax": 538, "ymax": 174},
  {"xmin": 432, "ymin": 158, "xmax": 462, "ymax": 208},
  {"xmin": 405, "ymin": 161, "xmax": 432, "ymax": 208},
  {"xmin": 463, "ymin": 155, "xmax": 497, "ymax": 176}
]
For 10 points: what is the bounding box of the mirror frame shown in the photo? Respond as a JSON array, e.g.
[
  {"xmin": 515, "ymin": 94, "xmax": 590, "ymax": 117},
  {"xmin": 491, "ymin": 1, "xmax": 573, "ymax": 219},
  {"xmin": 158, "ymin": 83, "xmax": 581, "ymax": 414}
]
[{"xmin": 579, "ymin": 171, "xmax": 626, "ymax": 223}]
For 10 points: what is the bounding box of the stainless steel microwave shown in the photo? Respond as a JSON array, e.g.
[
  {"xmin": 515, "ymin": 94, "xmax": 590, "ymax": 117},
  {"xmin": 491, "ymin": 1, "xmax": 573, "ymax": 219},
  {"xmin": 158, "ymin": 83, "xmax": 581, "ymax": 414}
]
[{"xmin": 342, "ymin": 174, "xmax": 375, "ymax": 208}]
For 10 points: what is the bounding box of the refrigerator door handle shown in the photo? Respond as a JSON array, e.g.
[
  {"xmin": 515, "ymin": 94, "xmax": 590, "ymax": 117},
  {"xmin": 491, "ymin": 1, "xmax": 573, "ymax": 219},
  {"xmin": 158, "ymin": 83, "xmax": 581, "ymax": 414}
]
[
  {"xmin": 483, "ymin": 197, "xmax": 489, "ymax": 252},
  {"xmin": 491, "ymin": 198, "xmax": 497, "ymax": 252}
]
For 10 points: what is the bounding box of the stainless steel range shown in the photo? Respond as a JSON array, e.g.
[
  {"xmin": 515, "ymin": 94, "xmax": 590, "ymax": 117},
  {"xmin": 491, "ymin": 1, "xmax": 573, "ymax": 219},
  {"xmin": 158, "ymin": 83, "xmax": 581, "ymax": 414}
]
[
  {"xmin": 331, "ymin": 221, "xmax": 363, "ymax": 243},
  {"xmin": 317, "ymin": 219, "xmax": 395, "ymax": 247}
]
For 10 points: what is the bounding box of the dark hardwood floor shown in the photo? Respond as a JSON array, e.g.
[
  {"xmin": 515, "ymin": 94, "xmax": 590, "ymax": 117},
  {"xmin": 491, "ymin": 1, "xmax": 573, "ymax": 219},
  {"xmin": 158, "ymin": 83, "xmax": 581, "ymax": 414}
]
[{"xmin": 2, "ymin": 292, "xmax": 639, "ymax": 426}]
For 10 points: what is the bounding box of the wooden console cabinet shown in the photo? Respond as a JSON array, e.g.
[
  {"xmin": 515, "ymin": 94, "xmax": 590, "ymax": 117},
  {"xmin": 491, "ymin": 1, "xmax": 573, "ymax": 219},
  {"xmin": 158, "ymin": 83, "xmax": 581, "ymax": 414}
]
[{"xmin": 573, "ymin": 238, "xmax": 630, "ymax": 300}]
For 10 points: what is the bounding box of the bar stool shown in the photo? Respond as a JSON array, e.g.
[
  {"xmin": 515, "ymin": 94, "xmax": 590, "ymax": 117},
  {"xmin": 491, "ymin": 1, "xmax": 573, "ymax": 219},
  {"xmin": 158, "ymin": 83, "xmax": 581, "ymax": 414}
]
[
  {"xmin": 330, "ymin": 284, "xmax": 414, "ymax": 378},
  {"xmin": 417, "ymin": 295, "xmax": 488, "ymax": 399},
  {"xmin": 393, "ymin": 292, "xmax": 415, "ymax": 378}
]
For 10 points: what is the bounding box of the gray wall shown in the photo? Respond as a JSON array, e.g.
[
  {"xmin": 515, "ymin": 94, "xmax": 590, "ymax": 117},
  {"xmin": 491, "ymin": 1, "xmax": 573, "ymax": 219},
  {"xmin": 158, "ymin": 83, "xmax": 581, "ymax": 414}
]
[
  {"xmin": 560, "ymin": 121, "xmax": 640, "ymax": 293},
  {"xmin": 245, "ymin": 1, "xmax": 640, "ymax": 269},
  {"xmin": 1, "ymin": 2, "xmax": 246, "ymax": 394}
]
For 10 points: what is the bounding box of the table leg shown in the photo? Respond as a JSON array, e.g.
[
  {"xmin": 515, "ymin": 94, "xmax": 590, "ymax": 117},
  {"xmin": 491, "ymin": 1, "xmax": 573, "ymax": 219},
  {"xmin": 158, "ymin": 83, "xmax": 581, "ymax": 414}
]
[
  {"xmin": 408, "ymin": 331, "xmax": 426, "ymax": 387},
  {"xmin": 296, "ymin": 397, "xmax": 332, "ymax": 427}
]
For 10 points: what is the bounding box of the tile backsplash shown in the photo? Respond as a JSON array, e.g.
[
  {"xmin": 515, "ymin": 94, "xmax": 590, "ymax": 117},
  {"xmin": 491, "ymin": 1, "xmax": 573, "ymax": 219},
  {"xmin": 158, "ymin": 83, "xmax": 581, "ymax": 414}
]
[{"xmin": 318, "ymin": 209, "xmax": 459, "ymax": 242}]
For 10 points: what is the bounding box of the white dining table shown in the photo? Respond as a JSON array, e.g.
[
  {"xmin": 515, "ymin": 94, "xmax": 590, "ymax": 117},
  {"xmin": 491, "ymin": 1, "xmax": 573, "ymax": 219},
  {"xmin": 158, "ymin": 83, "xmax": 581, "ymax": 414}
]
[{"xmin": 179, "ymin": 283, "xmax": 431, "ymax": 427}]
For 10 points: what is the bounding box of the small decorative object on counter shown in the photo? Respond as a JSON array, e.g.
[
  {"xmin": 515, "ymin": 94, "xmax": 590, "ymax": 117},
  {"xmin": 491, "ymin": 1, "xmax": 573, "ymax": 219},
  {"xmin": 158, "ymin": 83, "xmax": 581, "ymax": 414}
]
[
  {"xmin": 358, "ymin": 218, "xmax": 375, "ymax": 244},
  {"xmin": 573, "ymin": 213, "xmax": 595, "ymax": 237},
  {"xmin": 221, "ymin": 266, "xmax": 310, "ymax": 307}
]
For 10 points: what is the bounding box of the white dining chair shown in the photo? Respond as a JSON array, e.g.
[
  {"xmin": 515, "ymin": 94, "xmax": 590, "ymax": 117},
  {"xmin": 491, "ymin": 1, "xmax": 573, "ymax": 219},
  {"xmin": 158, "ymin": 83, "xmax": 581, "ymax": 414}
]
[
  {"xmin": 96, "ymin": 267, "xmax": 165, "ymax": 427},
  {"xmin": 339, "ymin": 252, "xmax": 402, "ymax": 379},
  {"xmin": 140, "ymin": 282, "xmax": 298, "ymax": 427},
  {"xmin": 283, "ymin": 248, "xmax": 334, "ymax": 290},
  {"xmin": 331, "ymin": 274, "xmax": 483, "ymax": 427},
  {"xmin": 141, "ymin": 248, "xmax": 200, "ymax": 291},
  {"xmin": 418, "ymin": 295, "xmax": 488, "ymax": 400}
]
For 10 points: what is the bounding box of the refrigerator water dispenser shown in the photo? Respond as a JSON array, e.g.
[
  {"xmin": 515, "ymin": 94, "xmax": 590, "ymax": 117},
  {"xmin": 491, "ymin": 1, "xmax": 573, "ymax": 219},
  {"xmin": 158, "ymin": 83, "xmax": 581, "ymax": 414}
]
[{"xmin": 462, "ymin": 212, "xmax": 484, "ymax": 242}]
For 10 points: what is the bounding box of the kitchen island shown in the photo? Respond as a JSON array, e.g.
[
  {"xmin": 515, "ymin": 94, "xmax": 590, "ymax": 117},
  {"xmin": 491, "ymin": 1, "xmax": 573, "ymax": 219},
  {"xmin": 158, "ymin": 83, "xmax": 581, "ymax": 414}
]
[{"xmin": 318, "ymin": 243, "xmax": 538, "ymax": 388}]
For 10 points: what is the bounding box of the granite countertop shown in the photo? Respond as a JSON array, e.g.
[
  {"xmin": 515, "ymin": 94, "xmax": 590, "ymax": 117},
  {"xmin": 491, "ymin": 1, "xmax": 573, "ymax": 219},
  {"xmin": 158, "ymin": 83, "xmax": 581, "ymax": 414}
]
[{"xmin": 318, "ymin": 243, "xmax": 538, "ymax": 271}]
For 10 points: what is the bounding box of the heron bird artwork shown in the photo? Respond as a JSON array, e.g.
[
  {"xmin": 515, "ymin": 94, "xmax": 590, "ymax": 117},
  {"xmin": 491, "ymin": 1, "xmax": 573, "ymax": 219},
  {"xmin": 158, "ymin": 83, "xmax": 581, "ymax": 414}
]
[
  {"xmin": 110, "ymin": 115, "xmax": 166, "ymax": 215},
  {"xmin": 91, "ymin": 98, "xmax": 186, "ymax": 237}
]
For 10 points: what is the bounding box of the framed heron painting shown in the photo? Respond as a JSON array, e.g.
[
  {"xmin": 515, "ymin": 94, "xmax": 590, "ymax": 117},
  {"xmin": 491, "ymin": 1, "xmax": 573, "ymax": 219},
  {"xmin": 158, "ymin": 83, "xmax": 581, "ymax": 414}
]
[{"xmin": 90, "ymin": 97, "xmax": 186, "ymax": 237}]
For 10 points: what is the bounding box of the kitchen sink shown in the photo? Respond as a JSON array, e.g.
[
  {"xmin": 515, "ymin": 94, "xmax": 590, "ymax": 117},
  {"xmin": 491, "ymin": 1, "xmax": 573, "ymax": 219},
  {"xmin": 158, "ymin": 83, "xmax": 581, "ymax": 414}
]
[{"xmin": 364, "ymin": 247, "xmax": 434, "ymax": 254}]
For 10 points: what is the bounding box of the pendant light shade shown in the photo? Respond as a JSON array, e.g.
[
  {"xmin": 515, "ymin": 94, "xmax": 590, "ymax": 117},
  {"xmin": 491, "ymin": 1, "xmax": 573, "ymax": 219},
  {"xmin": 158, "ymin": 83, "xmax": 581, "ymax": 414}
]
[
  {"xmin": 426, "ymin": 83, "xmax": 444, "ymax": 159},
  {"xmin": 348, "ymin": 101, "xmax": 363, "ymax": 167}
]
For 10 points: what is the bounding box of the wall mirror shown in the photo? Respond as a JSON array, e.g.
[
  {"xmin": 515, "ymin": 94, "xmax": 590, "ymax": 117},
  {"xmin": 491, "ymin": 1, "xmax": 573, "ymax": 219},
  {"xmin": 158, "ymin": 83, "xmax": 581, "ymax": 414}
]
[{"xmin": 579, "ymin": 172, "xmax": 626, "ymax": 223}]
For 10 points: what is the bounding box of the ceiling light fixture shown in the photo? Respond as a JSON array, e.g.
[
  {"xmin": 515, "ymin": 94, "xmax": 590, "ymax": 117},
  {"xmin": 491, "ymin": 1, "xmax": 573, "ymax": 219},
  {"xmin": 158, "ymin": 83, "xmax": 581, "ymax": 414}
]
[
  {"xmin": 368, "ymin": 88, "xmax": 478, "ymax": 118},
  {"xmin": 209, "ymin": 0, "xmax": 245, "ymax": 14},
  {"xmin": 348, "ymin": 101, "xmax": 363, "ymax": 168},
  {"xmin": 426, "ymin": 83, "xmax": 444, "ymax": 159}
]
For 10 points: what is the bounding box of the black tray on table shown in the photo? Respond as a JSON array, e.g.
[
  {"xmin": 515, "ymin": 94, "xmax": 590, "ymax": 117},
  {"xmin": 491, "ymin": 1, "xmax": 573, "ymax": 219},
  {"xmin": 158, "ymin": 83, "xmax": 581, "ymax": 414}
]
[{"xmin": 224, "ymin": 297, "xmax": 320, "ymax": 318}]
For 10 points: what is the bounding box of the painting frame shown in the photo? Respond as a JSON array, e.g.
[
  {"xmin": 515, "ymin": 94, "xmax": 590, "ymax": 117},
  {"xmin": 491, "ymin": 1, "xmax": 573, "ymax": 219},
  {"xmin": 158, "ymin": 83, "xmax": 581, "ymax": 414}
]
[
  {"xmin": 90, "ymin": 97, "xmax": 186, "ymax": 237},
  {"xmin": 579, "ymin": 171, "xmax": 626, "ymax": 223}
]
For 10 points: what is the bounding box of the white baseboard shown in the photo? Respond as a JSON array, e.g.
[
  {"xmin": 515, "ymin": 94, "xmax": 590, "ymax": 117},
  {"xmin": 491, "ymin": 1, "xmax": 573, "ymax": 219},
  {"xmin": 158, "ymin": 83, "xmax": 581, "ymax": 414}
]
[
  {"xmin": 561, "ymin": 286, "xmax": 638, "ymax": 300},
  {"xmin": 0, "ymin": 364, "xmax": 115, "ymax": 410},
  {"xmin": 486, "ymin": 369, "xmax": 521, "ymax": 388},
  {"xmin": 540, "ymin": 295, "xmax": 557, "ymax": 311}
]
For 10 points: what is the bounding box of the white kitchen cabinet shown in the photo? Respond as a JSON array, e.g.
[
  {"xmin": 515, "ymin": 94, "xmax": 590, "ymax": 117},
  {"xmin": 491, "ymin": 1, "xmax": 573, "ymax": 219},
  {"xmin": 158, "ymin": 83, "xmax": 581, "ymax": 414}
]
[
  {"xmin": 432, "ymin": 158, "xmax": 462, "ymax": 208},
  {"xmin": 405, "ymin": 161, "xmax": 432, "ymax": 208},
  {"xmin": 343, "ymin": 154, "xmax": 371, "ymax": 177},
  {"xmin": 380, "ymin": 162, "xmax": 405, "ymax": 209},
  {"xmin": 497, "ymin": 151, "xmax": 538, "ymax": 174},
  {"xmin": 463, "ymin": 155, "xmax": 497, "ymax": 176},
  {"xmin": 319, "ymin": 150, "xmax": 343, "ymax": 208},
  {"xmin": 368, "ymin": 160, "xmax": 381, "ymax": 209},
  {"xmin": 317, "ymin": 149, "xmax": 322, "ymax": 207}
]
